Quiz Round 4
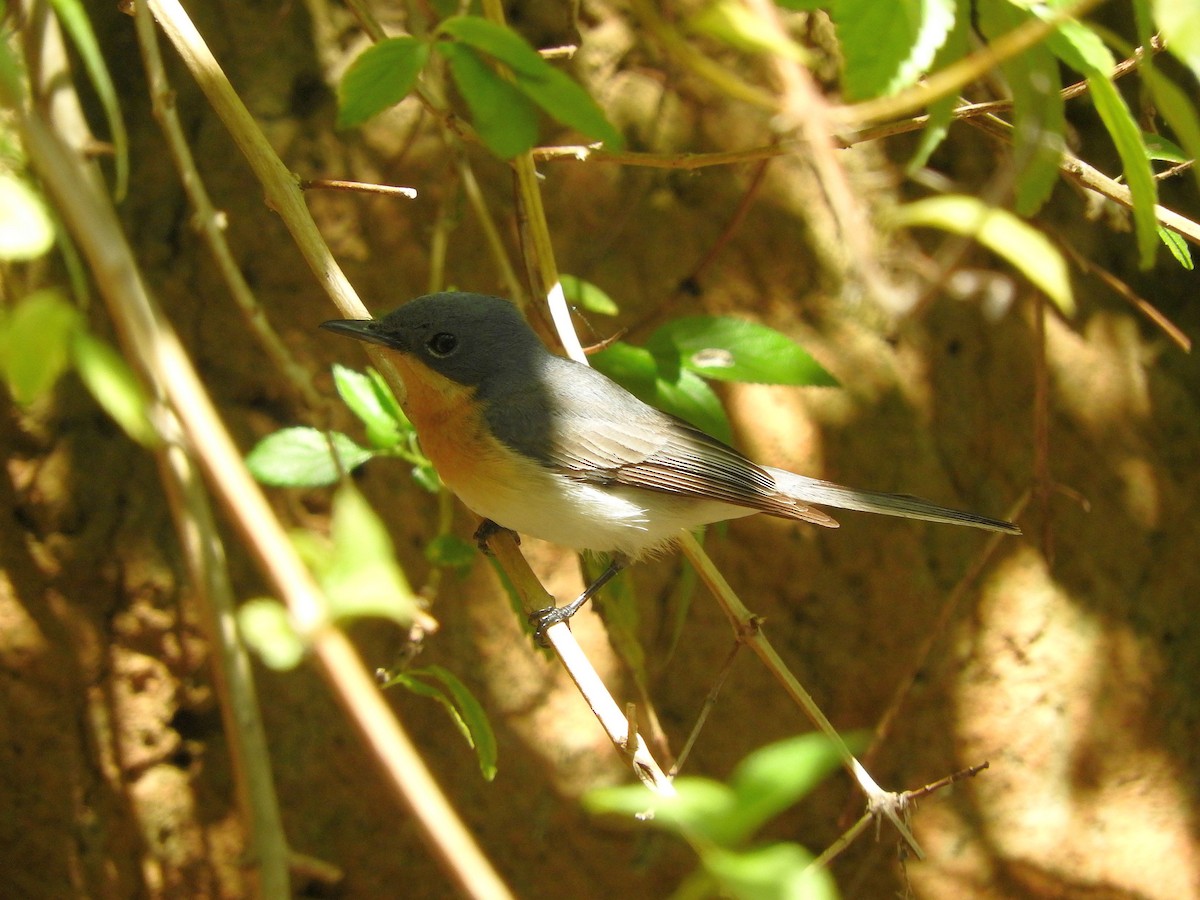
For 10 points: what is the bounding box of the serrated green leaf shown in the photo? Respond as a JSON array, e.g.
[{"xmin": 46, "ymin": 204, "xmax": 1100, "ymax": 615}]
[
  {"xmin": 438, "ymin": 16, "xmax": 622, "ymax": 147},
  {"xmin": 834, "ymin": 0, "xmax": 958, "ymax": 99},
  {"xmin": 1153, "ymin": 0, "xmax": 1200, "ymax": 81},
  {"xmin": 977, "ymin": 0, "xmax": 1064, "ymax": 216},
  {"xmin": 366, "ymin": 366, "xmax": 408, "ymax": 426},
  {"xmin": 238, "ymin": 598, "xmax": 306, "ymax": 670},
  {"xmin": 646, "ymin": 316, "xmax": 837, "ymax": 387},
  {"xmin": 49, "ymin": 0, "xmax": 127, "ymax": 200},
  {"xmin": 322, "ymin": 484, "xmax": 419, "ymax": 624},
  {"xmin": 337, "ymin": 37, "xmax": 430, "ymax": 129},
  {"xmin": 437, "ymin": 42, "xmax": 539, "ymax": 159},
  {"xmin": 0, "ymin": 174, "xmax": 55, "ymax": 260},
  {"xmin": 688, "ymin": 0, "xmax": 810, "ymax": 63},
  {"xmin": 400, "ymin": 665, "xmax": 498, "ymax": 780},
  {"xmin": 1159, "ymin": 226, "xmax": 1193, "ymax": 270},
  {"xmin": 909, "ymin": 0, "xmax": 972, "ymax": 173},
  {"xmin": 892, "ymin": 194, "xmax": 1075, "ymax": 315},
  {"xmin": 333, "ymin": 363, "xmax": 403, "ymax": 448},
  {"xmin": 561, "ymin": 274, "xmax": 619, "ymax": 315},
  {"xmin": 70, "ymin": 332, "xmax": 157, "ymax": 447},
  {"xmin": 2, "ymin": 290, "xmax": 81, "ymax": 405},
  {"xmin": 723, "ymin": 733, "xmax": 846, "ymax": 844},
  {"xmin": 246, "ymin": 427, "xmax": 376, "ymax": 487}
]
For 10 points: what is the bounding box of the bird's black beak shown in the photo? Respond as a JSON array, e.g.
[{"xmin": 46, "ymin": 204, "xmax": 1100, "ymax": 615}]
[{"xmin": 320, "ymin": 319, "xmax": 397, "ymax": 349}]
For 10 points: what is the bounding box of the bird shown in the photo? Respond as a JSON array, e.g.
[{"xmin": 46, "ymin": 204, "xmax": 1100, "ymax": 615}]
[{"xmin": 322, "ymin": 291, "xmax": 1020, "ymax": 637}]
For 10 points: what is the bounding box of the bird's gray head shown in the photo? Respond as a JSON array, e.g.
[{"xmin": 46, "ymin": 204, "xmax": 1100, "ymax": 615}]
[{"xmin": 321, "ymin": 292, "xmax": 545, "ymax": 388}]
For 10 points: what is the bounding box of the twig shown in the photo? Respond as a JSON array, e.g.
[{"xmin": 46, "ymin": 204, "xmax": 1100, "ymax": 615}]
[
  {"xmin": 299, "ymin": 178, "xmax": 417, "ymax": 199},
  {"xmin": 482, "ymin": 531, "xmax": 676, "ymax": 792},
  {"xmin": 968, "ymin": 114, "xmax": 1200, "ymax": 247},
  {"xmin": 676, "ymin": 532, "xmax": 925, "ymax": 859},
  {"xmin": 132, "ymin": 0, "xmax": 323, "ymax": 412},
  {"xmin": 669, "ymin": 641, "xmax": 742, "ymax": 778}
]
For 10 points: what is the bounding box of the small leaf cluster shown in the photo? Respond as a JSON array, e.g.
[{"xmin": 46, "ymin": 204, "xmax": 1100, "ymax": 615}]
[
  {"xmin": 337, "ymin": 15, "xmax": 623, "ymax": 159},
  {"xmin": 587, "ymin": 732, "xmax": 854, "ymax": 899},
  {"xmin": 247, "ymin": 364, "xmax": 437, "ymax": 490}
]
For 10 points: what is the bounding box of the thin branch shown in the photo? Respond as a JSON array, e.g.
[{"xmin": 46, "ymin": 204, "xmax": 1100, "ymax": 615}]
[
  {"xmin": 299, "ymin": 178, "xmax": 418, "ymax": 199},
  {"xmin": 482, "ymin": 531, "xmax": 676, "ymax": 793},
  {"xmin": 676, "ymin": 532, "xmax": 925, "ymax": 859},
  {"xmin": 132, "ymin": 0, "xmax": 323, "ymax": 412}
]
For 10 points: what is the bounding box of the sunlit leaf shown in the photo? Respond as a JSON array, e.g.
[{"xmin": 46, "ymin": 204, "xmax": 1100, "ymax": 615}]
[
  {"xmin": 705, "ymin": 843, "xmax": 837, "ymax": 900},
  {"xmin": 385, "ymin": 665, "xmax": 498, "ymax": 780},
  {"xmin": 321, "ymin": 484, "xmax": 419, "ymax": 625},
  {"xmin": 337, "ymin": 37, "xmax": 430, "ymax": 129},
  {"xmin": 646, "ymin": 317, "xmax": 836, "ymax": 387},
  {"xmin": 1152, "ymin": 0, "xmax": 1200, "ymax": 81},
  {"xmin": 892, "ymin": 194, "xmax": 1075, "ymax": 315},
  {"xmin": 246, "ymin": 427, "xmax": 375, "ymax": 487},
  {"xmin": 561, "ymin": 274, "xmax": 619, "ymax": 315},
  {"xmin": 1158, "ymin": 227, "xmax": 1193, "ymax": 270},
  {"xmin": 834, "ymin": 0, "xmax": 957, "ymax": 99},
  {"xmin": 909, "ymin": 0, "xmax": 972, "ymax": 172},
  {"xmin": 0, "ymin": 174, "xmax": 55, "ymax": 260},
  {"xmin": 238, "ymin": 598, "xmax": 306, "ymax": 670},
  {"xmin": 333, "ymin": 363, "xmax": 403, "ymax": 448},
  {"xmin": 2, "ymin": 290, "xmax": 80, "ymax": 405},
  {"xmin": 71, "ymin": 332, "xmax": 157, "ymax": 447}
]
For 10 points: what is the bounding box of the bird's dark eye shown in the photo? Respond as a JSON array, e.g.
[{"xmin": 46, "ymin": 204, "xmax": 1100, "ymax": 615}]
[{"xmin": 426, "ymin": 332, "xmax": 458, "ymax": 357}]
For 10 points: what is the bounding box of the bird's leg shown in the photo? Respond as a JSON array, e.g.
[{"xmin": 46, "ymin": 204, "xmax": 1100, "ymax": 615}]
[
  {"xmin": 529, "ymin": 555, "xmax": 628, "ymax": 645},
  {"xmin": 473, "ymin": 518, "xmax": 519, "ymax": 555}
]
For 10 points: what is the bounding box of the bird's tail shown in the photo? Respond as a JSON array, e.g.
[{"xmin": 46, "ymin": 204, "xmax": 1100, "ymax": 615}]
[{"xmin": 765, "ymin": 467, "xmax": 1021, "ymax": 535}]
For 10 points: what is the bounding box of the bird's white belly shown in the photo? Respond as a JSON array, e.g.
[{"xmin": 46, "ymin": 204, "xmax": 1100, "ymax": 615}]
[{"xmin": 445, "ymin": 452, "xmax": 752, "ymax": 559}]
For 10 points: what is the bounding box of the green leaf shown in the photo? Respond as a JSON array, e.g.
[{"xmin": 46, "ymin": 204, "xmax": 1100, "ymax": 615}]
[
  {"xmin": 437, "ymin": 42, "xmax": 540, "ymax": 159},
  {"xmin": 1153, "ymin": 0, "xmax": 1200, "ymax": 81},
  {"xmin": 891, "ymin": 194, "xmax": 1075, "ymax": 315},
  {"xmin": 592, "ymin": 341, "xmax": 733, "ymax": 443},
  {"xmin": 386, "ymin": 665, "xmax": 498, "ymax": 780},
  {"xmin": 1, "ymin": 290, "xmax": 81, "ymax": 405},
  {"xmin": 333, "ymin": 363, "xmax": 403, "ymax": 448},
  {"xmin": 424, "ymin": 533, "xmax": 477, "ymax": 570},
  {"xmin": 704, "ymin": 843, "xmax": 837, "ymax": 900},
  {"xmin": 367, "ymin": 366, "xmax": 408, "ymax": 426},
  {"xmin": 834, "ymin": 0, "xmax": 958, "ymax": 99},
  {"xmin": 561, "ymin": 274, "xmax": 619, "ymax": 315},
  {"xmin": 1142, "ymin": 132, "xmax": 1190, "ymax": 165},
  {"xmin": 645, "ymin": 316, "xmax": 837, "ymax": 387},
  {"xmin": 1141, "ymin": 65, "xmax": 1200, "ymax": 196},
  {"xmin": 321, "ymin": 484, "xmax": 419, "ymax": 625},
  {"xmin": 585, "ymin": 777, "xmax": 738, "ymax": 840},
  {"xmin": 238, "ymin": 598, "xmax": 306, "ymax": 670},
  {"xmin": 246, "ymin": 427, "xmax": 376, "ymax": 487},
  {"xmin": 1029, "ymin": 6, "xmax": 1159, "ymax": 266},
  {"xmin": 976, "ymin": 0, "xmax": 1064, "ymax": 216},
  {"xmin": 70, "ymin": 332, "xmax": 157, "ymax": 447},
  {"xmin": 438, "ymin": 16, "xmax": 622, "ymax": 147},
  {"xmin": 723, "ymin": 733, "xmax": 846, "ymax": 843},
  {"xmin": 1158, "ymin": 226, "xmax": 1193, "ymax": 270},
  {"xmin": 908, "ymin": 0, "xmax": 972, "ymax": 173},
  {"xmin": 337, "ymin": 37, "xmax": 430, "ymax": 129},
  {"xmin": 688, "ymin": 0, "xmax": 811, "ymax": 63},
  {"xmin": 49, "ymin": 0, "xmax": 128, "ymax": 200},
  {"xmin": 0, "ymin": 174, "xmax": 55, "ymax": 260}
]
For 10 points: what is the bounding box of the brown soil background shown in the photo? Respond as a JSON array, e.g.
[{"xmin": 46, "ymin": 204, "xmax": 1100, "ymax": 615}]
[{"xmin": 3, "ymin": 2, "xmax": 1199, "ymax": 898}]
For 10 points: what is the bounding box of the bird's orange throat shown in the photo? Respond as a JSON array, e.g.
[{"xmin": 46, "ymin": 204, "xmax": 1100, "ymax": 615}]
[{"xmin": 389, "ymin": 355, "xmax": 492, "ymax": 489}]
